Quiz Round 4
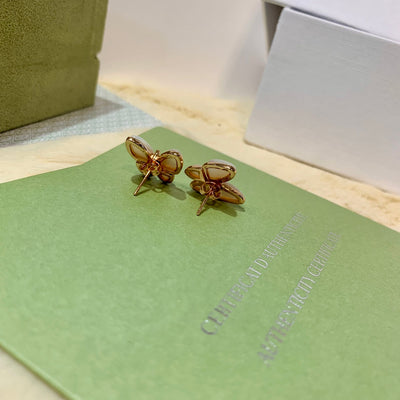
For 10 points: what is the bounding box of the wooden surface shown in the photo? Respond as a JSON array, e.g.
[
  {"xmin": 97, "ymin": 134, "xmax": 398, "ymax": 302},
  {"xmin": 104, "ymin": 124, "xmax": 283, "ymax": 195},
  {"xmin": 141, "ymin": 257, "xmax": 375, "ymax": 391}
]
[{"xmin": 0, "ymin": 82, "xmax": 399, "ymax": 399}]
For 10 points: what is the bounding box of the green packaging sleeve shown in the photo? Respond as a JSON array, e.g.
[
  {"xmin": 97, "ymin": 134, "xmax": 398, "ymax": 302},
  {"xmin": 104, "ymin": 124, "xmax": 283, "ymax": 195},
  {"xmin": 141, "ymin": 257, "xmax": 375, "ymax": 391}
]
[
  {"xmin": 0, "ymin": 0, "xmax": 108, "ymax": 133},
  {"xmin": 0, "ymin": 127, "xmax": 399, "ymax": 399}
]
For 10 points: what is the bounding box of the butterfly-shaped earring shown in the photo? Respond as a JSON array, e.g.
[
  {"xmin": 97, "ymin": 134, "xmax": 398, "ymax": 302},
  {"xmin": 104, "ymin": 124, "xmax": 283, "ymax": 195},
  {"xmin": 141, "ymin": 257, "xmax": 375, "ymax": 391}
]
[
  {"xmin": 126, "ymin": 136, "xmax": 184, "ymax": 196},
  {"xmin": 185, "ymin": 159, "xmax": 245, "ymax": 216}
]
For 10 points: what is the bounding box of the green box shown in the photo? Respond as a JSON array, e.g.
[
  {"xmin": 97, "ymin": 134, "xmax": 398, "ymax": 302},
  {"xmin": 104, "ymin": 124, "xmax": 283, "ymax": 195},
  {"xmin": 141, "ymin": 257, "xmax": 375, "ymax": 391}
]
[{"xmin": 0, "ymin": 0, "xmax": 108, "ymax": 133}]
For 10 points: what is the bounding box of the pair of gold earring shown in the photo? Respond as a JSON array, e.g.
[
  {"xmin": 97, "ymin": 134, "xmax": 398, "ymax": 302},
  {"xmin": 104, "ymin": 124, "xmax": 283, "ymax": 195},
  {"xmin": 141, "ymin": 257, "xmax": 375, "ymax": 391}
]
[{"xmin": 125, "ymin": 136, "xmax": 245, "ymax": 216}]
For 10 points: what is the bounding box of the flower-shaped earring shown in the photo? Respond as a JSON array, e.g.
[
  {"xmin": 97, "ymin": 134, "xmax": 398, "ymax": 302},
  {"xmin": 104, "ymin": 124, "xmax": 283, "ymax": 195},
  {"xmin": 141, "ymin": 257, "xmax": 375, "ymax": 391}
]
[
  {"xmin": 185, "ymin": 159, "xmax": 245, "ymax": 215},
  {"xmin": 126, "ymin": 136, "xmax": 183, "ymax": 196}
]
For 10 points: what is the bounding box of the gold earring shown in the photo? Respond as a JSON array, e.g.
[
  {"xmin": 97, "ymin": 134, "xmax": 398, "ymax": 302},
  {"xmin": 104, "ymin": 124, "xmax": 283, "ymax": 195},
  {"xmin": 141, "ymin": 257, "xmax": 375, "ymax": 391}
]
[
  {"xmin": 126, "ymin": 136, "xmax": 183, "ymax": 196},
  {"xmin": 185, "ymin": 159, "xmax": 245, "ymax": 216}
]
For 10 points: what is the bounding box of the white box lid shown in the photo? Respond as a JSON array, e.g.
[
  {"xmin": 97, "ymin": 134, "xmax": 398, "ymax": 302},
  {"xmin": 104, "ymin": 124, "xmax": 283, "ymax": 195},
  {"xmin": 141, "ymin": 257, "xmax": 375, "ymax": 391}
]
[{"xmin": 267, "ymin": 0, "xmax": 400, "ymax": 43}]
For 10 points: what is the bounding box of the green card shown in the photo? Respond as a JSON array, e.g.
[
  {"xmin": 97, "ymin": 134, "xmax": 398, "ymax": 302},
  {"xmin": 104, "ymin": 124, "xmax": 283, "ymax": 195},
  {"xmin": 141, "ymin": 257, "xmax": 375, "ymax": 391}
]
[{"xmin": 0, "ymin": 127, "xmax": 399, "ymax": 399}]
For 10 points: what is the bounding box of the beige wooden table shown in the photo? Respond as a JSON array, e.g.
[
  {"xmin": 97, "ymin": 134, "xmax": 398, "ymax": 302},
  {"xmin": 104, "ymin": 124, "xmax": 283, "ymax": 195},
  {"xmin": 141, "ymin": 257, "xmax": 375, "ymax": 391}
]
[{"xmin": 0, "ymin": 83, "xmax": 399, "ymax": 399}]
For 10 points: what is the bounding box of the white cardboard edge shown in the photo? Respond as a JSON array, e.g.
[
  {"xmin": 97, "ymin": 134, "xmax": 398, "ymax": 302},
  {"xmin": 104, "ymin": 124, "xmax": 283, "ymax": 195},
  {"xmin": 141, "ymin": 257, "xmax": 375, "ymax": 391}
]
[{"xmin": 264, "ymin": 0, "xmax": 400, "ymax": 44}]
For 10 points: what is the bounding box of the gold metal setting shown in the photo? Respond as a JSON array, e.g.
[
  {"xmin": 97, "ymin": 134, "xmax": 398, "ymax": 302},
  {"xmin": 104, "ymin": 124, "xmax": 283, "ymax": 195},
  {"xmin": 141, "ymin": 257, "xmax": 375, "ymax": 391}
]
[
  {"xmin": 185, "ymin": 159, "xmax": 245, "ymax": 216},
  {"xmin": 126, "ymin": 136, "xmax": 183, "ymax": 196}
]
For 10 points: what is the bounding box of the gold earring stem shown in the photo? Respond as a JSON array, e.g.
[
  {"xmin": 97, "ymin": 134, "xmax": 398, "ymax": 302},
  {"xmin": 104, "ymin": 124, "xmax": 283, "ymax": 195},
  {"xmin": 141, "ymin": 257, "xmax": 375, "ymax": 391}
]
[
  {"xmin": 197, "ymin": 190, "xmax": 212, "ymax": 216},
  {"xmin": 134, "ymin": 170, "xmax": 151, "ymax": 196}
]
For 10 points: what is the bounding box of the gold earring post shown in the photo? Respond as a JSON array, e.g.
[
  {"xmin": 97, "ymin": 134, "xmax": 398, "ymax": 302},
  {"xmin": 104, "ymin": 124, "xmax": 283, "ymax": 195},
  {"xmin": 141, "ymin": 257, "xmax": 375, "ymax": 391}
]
[
  {"xmin": 196, "ymin": 191, "xmax": 212, "ymax": 216},
  {"xmin": 134, "ymin": 170, "xmax": 151, "ymax": 196}
]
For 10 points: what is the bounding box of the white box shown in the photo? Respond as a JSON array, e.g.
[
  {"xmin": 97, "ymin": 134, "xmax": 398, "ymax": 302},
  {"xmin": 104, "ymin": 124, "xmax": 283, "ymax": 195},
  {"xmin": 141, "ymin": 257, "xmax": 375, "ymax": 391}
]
[{"xmin": 246, "ymin": 6, "xmax": 400, "ymax": 194}]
